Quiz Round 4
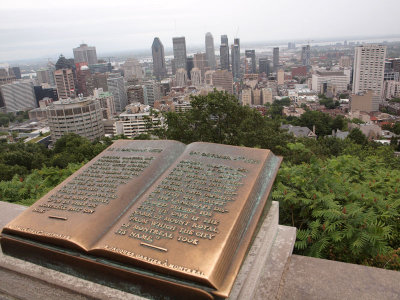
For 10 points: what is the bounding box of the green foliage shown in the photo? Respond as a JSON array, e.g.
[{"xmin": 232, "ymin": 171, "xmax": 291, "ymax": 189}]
[
  {"xmin": 347, "ymin": 128, "xmax": 368, "ymax": 145},
  {"xmin": 273, "ymin": 155, "xmax": 400, "ymax": 269},
  {"xmin": 319, "ymin": 98, "xmax": 340, "ymax": 109},
  {"xmin": 290, "ymin": 110, "xmax": 346, "ymax": 136},
  {"xmin": 0, "ymin": 163, "xmax": 83, "ymax": 206},
  {"xmin": 388, "ymin": 98, "xmax": 400, "ymax": 103},
  {"xmin": 159, "ymin": 90, "xmax": 294, "ymax": 154},
  {"xmin": 350, "ymin": 118, "xmax": 364, "ymax": 124}
]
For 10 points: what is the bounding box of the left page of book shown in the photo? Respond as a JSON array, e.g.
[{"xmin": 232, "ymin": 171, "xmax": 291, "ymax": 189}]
[{"xmin": 1, "ymin": 140, "xmax": 186, "ymax": 251}]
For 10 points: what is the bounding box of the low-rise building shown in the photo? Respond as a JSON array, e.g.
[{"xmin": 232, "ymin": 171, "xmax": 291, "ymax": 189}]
[{"xmin": 114, "ymin": 103, "xmax": 163, "ymax": 138}]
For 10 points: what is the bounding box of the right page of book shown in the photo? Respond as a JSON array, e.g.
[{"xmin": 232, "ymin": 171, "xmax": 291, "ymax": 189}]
[{"xmin": 91, "ymin": 142, "xmax": 281, "ymax": 295}]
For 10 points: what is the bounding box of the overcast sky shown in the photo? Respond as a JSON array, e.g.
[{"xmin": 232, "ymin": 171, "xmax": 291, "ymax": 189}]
[{"xmin": 1, "ymin": 0, "xmax": 399, "ymax": 62}]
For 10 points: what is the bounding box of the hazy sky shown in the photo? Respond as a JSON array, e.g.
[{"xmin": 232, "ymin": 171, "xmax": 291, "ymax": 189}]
[{"xmin": 1, "ymin": 0, "xmax": 399, "ymax": 62}]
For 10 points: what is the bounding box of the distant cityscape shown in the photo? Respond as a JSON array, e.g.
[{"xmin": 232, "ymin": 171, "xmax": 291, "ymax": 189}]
[{"xmin": 0, "ymin": 32, "xmax": 400, "ymax": 145}]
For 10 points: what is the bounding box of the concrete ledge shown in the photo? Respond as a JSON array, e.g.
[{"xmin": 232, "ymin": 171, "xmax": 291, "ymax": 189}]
[
  {"xmin": 254, "ymin": 225, "xmax": 296, "ymax": 300},
  {"xmin": 280, "ymin": 255, "xmax": 400, "ymax": 300}
]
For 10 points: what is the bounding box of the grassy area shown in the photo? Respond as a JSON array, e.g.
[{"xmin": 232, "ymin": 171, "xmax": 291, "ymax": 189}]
[{"xmin": 27, "ymin": 132, "xmax": 50, "ymax": 143}]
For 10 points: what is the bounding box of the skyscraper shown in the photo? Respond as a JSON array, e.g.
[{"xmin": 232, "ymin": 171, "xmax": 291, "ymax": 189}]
[
  {"xmin": 107, "ymin": 74, "xmax": 128, "ymax": 113},
  {"xmin": 151, "ymin": 37, "xmax": 167, "ymax": 80},
  {"xmin": 259, "ymin": 58, "xmax": 270, "ymax": 76},
  {"xmin": 301, "ymin": 45, "xmax": 311, "ymax": 67},
  {"xmin": 54, "ymin": 69, "xmax": 75, "ymax": 99},
  {"xmin": 231, "ymin": 39, "xmax": 240, "ymax": 80},
  {"xmin": 73, "ymin": 44, "xmax": 98, "ymax": 65},
  {"xmin": 220, "ymin": 35, "xmax": 230, "ymax": 71},
  {"xmin": 245, "ymin": 50, "xmax": 256, "ymax": 74},
  {"xmin": 205, "ymin": 32, "xmax": 216, "ymax": 70},
  {"xmin": 173, "ymin": 37, "xmax": 187, "ymax": 71},
  {"xmin": 352, "ymin": 45, "xmax": 386, "ymax": 111},
  {"xmin": 273, "ymin": 47, "xmax": 279, "ymax": 72},
  {"xmin": 186, "ymin": 57, "xmax": 194, "ymax": 79}
]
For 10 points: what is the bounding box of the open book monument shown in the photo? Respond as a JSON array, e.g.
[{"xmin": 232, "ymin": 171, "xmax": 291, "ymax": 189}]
[{"xmin": 0, "ymin": 140, "xmax": 282, "ymax": 299}]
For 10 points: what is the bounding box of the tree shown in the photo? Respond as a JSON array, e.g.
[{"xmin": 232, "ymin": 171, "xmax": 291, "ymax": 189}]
[
  {"xmin": 347, "ymin": 128, "xmax": 368, "ymax": 145},
  {"xmin": 273, "ymin": 155, "xmax": 400, "ymax": 270}
]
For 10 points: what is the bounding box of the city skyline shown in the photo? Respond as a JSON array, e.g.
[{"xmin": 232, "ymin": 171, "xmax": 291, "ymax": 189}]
[{"xmin": 1, "ymin": 0, "xmax": 400, "ymax": 62}]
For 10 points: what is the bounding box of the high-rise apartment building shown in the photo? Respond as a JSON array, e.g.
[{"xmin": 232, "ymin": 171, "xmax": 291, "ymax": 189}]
[
  {"xmin": 301, "ymin": 45, "xmax": 311, "ymax": 67},
  {"xmin": 75, "ymin": 64, "xmax": 93, "ymax": 97},
  {"xmin": 47, "ymin": 98, "xmax": 104, "ymax": 142},
  {"xmin": 73, "ymin": 43, "xmax": 98, "ymax": 65},
  {"xmin": 259, "ymin": 58, "xmax": 270, "ymax": 76},
  {"xmin": 107, "ymin": 74, "xmax": 128, "ymax": 113},
  {"xmin": 231, "ymin": 39, "xmax": 241, "ymax": 80},
  {"xmin": 273, "ymin": 47, "xmax": 279, "ymax": 72},
  {"xmin": 212, "ymin": 70, "xmax": 233, "ymax": 94},
  {"xmin": 1, "ymin": 80, "xmax": 37, "ymax": 112},
  {"xmin": 54, "ymin": 69, "xmax": 75, "ymax": 99},
  {"xmin": 173, "ymin": 37, "xmax": 187, "ymax": 71},
  {"xmin": 352, "ymin": 45, "xmax": 386, "ymax": 111},
  {"xmin": 205, "ymin": 32, "xmax": 216, "ymax": 70},
  {"xmin": 220, "ymin": 35, "xmax": 230, "ymax": 71},
  {"xmin": 151, "ymin": 38, "xmax": 167, "ymax": 80},
  {"xmin": 143, "ymin": 80, "xmax": 161, "ymax": 107},
  {"xmin": 245, "ymin": 50, "xmax": 256, "ymax": 74}
]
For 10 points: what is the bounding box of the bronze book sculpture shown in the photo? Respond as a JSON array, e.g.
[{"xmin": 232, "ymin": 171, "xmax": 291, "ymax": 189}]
[{"xmin": 1, "ymin": 140, "xmax": 281, "ymax": 299}]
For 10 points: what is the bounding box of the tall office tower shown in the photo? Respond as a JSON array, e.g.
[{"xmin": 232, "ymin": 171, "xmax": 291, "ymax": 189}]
[
  {"xmin": 122, "ymin": 58, "xmax": 143, "ymax": 79},
  {"xmin": 73, "ymin": 43, "xmax": 98, "ymax": 65},
  {"xmin": 245, "ymin": 50, "xmax": 256, "ymax": 74},
  {"xmin": 0, "ymin": 80, "xmax": 37, "ymax": 112},
  {"xmin": 301, "ymin": 45, "xmax": 311, "ymax": 67},
  {"xmin": 231, "ymin": 39, "xmax": 241, "ymax": 80},
  {"xmin": 54, "ymin": 69, "xmax": 75, "ymax": 99},
  {"xmin": 172, "ymin": 37, "xmax": 187, "ymax": 71},
  {"xmin": 126, "ymin": 85, "xmax": 145, "ymax": 104},
  {"xmin": 193, "ymin": 53, "xmax": 208, "ymax": 79},
  {"xmin": 205, "ymin": 32, "xmax": 216, "ymax": 70},
  {"xmin": 47, "ymin": 98, "xmax": 104, "ymax": 143},
  {"xmin": 151, "ymin": 37, "xmax": 167, "ymax": 80},
  {"xmin": 273, "ymin": 47, "xmax": 279, "ymax": 72},
  {"xmin": 221, "ymin": 35, "xmax": 228, "ymax": 47},
  {"xmin": 220, "ymin": 35, "xmax": 230, "ymax": 70},
  {"xmin": 11, "ymin": 67, "xmax": 21, "ymax": 79},
  {"xmin": 190, "ymin": 68, "xmax": 202, "ymax": 86},
  {"xmin": 107, "ymin": 74, "xmax": 128, "ymax": 113},
  {"xmin": 186, "ymin": 57, "xmax": 194, "ymax": 79},
  {"xmin": 352, "ymin": 45, "xmax": 386, "ymax": 111},
  {"xmin": 143, "ymin": 80, "xmax": 161, "ymax": 107},
  {"xmin": 259, "ymin": 58, "xmax": 270, "ymax": 76},
  {"xmin": 212, "ymin": 70, "xmax": 233, "ymax": 94}
]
